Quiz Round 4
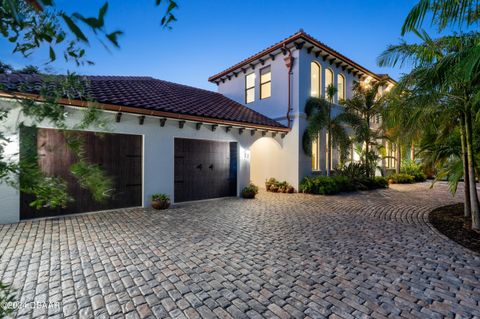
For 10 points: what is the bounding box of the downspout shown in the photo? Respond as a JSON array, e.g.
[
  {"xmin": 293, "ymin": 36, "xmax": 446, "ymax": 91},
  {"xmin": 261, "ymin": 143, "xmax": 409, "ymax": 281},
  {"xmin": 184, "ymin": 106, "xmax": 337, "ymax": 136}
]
[{"xmin": 283, "ymin": 44, "xmax": 294, "ymax": 128}]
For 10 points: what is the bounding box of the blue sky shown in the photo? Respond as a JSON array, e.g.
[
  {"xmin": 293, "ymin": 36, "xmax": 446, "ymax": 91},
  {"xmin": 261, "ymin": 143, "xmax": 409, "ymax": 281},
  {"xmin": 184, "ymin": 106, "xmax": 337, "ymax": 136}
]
[{"xmin": 1, "ymin": 0, "xmax": 424, "ymax": 91}]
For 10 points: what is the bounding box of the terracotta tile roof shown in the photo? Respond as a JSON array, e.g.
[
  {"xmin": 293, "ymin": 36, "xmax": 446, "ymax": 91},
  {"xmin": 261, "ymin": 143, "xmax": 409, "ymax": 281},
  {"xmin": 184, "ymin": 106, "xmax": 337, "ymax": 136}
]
[
  {"xmin": 208, "ymin": 30, "xmax": 384, "ymax": 83},
  {"xmin": 0, "ymin": 74, "xmax": 286, "ymax": 130}
]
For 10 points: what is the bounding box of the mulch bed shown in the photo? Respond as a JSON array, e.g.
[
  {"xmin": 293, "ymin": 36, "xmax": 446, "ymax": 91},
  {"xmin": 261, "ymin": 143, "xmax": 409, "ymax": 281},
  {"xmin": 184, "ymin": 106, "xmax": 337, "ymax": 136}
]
[{"xmin": 429, "ymin": 203, "xmax": 480, "ymax": 254}]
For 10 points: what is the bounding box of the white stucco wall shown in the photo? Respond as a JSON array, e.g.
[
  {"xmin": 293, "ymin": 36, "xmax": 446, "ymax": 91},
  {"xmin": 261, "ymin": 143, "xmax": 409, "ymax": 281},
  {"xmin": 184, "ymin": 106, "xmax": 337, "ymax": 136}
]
[
  {"xmin": 217, "ymin": 51, "xmax": 293, "ymax": 121},
  {"xmin": 217, "ymin": 45, "xmax": 369, "ymax": 186},
  {"xmin": 0, "ymin": 98, "xmax": 281, "ymax": 224}
]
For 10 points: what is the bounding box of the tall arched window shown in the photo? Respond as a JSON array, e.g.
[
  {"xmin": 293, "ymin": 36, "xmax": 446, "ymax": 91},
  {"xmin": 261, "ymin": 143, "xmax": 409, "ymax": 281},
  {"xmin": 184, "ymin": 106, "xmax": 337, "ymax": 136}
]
[
  {"xmin": 337, "ymin": 74, "xmax": 346, "ymax": 101},
  {"xmin": 310, "ymin": 62, "xmax": 321, "ymax": 97},
  {"xmin": 311, "ymin": 133, "xmax": 320, "ymax": 171},
  {"xmin": 325, "ymin": 68, "xmax": 334, "ymax": 98}
]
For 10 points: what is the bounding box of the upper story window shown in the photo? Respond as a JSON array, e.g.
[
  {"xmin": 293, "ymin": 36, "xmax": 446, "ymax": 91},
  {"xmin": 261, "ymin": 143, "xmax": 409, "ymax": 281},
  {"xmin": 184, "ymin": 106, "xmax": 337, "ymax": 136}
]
[
  {"xmin": 245, "ymin": 72, "xmax": 255, "ymax": 104},
  {"xmin": 325, "ymin": 68, "xmax": 334, "ymax": 98},
  {"xmin": 260, "ymin": 66, "xmax": 271, "ymax": 99},
  {"xmin": 310, "ymin": 62, "xmax": 321, "ymax": 97},
  {"xmin": 337, "ymin": 74, "xmax": 346, "ymax": 101}
]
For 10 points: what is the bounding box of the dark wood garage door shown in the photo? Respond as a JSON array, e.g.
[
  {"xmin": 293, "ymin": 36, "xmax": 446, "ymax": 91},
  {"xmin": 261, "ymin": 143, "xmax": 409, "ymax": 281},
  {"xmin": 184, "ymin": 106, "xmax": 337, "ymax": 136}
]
[
  {"xmin": 20, "ymin": 127, "xmax": 143, "ymax": 219},
  {"xmin": 174, "ymin": 138, "xmax": 237, "ymax": 202}
]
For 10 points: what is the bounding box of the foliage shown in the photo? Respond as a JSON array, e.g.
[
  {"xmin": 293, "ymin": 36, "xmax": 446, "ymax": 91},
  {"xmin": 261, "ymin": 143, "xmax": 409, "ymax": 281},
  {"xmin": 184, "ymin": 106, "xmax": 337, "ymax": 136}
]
[
  {"xmin": 401, "ymin": 160, "xmax": 427, "ymax": 182},
  {"xmin": 0, "ymin": 0, "xmax": 178, "ymax": 65},
  {"xmin": 0, "ymin": 61, "xmax": 14, "ymax": 74},
  {"xmin": 401, "ymin": 0, "xmax": 480, "ymax": 35},
  {"xmin": 388, "ymin": 173, "xmax": 415, "ymax": 184},
  {"xmin": 0, "ymin": 75, "xmax": 113, "ymax": 210},
  {"xmin": 265, "ymin": 178, "xmax": 294, "ymax": 193},
  {"xmin": 303, "ymin": 85, "xmax": 361, "ymax": 174},
  {"xmin": 372, "ymin": 176, "xmax": 389, "ymax": 188},
  {"xmin": 17, "ymin": 65, "xmax": 40, "ymax": 74},
  {"xmin": 379, "ymin": 0, "xmax": 480, "ymax": 229},
  {"xmin": 242, "ymin": 183, "xmax": 259, "ymax": 198},
  {"xmin": 340, "ymin": 80, "xmax": 387, "ymax": 177},
  {"xmin": 299, "ymin": 174, "xmax": 387, "ymax": 195},
  {"xmin": 299, "ymin": 175, "xmax": 351, "ymax": 195},
  {"xmin": 336, "ymin": 162, "xmax": 367, "ymax": 181},
  {"xmin": 70, "ymin": 161, "xmax": 113, "ymax": 202},
  {"xmin": 0, "ymin": 281, "xmax": 15, "ymax": 318},
  {"xmin": 152, "ymin": 193, "xmax": 169, "ymax": 201},
  {"xmin": 242, "ymin": 183, "xmax": 259, "ymax": 194}
]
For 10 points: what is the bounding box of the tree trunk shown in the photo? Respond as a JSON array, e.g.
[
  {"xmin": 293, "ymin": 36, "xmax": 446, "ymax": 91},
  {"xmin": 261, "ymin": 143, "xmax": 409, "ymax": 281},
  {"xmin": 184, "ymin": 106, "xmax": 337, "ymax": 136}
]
[
  {"xmin": 365, "ymin": 116, "xmax": 371, "ymax": 178},
  {"xmin": 327, "ymin": 128, "xmax": 332, "ymax": 176},
  {"xmin": 460, "ymin": 116, "xmax": 471, "ymax": 218},
  {"xmin": 465, "ymin": 109, "xmax": 480, "ymax": 230},
  {"xmin": 327, "ymin": 102, "xmax": 332, "ymax": 176},
  {"xmin": 395, "ymin": 140, "xmax": 401, "ymax": 174}
]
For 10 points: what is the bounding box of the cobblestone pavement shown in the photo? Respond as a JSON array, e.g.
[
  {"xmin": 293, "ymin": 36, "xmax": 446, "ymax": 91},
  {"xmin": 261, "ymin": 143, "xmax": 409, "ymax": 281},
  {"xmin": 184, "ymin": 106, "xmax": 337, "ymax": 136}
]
[{"xmin": 1, "ymin": 182, "xmax": 480, "ymax": 319}]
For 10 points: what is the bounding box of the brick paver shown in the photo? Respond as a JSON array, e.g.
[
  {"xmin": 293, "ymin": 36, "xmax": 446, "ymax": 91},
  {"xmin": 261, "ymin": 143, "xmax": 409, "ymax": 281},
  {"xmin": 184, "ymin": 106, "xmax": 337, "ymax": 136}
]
[{"xmin": 1, "ymin": 182, "xmax": 479, "ymax": 318}]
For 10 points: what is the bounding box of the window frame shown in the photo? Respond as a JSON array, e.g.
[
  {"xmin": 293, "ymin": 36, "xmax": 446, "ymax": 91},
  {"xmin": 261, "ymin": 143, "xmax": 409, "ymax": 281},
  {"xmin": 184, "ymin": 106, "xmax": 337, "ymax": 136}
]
[
  {"xmin": 245, "ymin": 72, "xmax": 256, "ymax": 104},
  {"xmin": 310, "ymin": 61, "xmax": 321, "ymax": 97},
  {"xmin": 337, "ymin": 74, "xmax": 346, "ymax": 101},
  {"xmin": 311, "ymin": 132, "xmax": 320, "ymax": 171},
  {"xmin": 259, "ymin": 65, "xmax": 271, "ymax": 100},
  {"xmin": 325, "ymin": 68, "xmax": 334, "ymax": 100}
]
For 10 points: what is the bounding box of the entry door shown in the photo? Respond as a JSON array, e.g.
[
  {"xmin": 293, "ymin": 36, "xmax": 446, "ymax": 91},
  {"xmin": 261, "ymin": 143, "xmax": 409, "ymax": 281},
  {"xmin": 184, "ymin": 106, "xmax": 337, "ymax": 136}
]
[
  {"xmin": 20, "ymin": 127, "xmax": 143, "ymax": 219},
  {"xmin": 174, "ymin": 138, "xmax": 237, "ymax": 202}
]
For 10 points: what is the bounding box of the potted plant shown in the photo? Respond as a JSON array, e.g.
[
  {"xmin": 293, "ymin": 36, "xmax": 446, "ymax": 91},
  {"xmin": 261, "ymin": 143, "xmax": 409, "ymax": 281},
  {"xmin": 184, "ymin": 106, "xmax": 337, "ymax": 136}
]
[
  {"xmin": 242, "ymin": 183, "xmax": 259, "ymax": 199},
  {"xmin": 265, "ymin": 177, "xmax": 277, "ymax": 191},
  {"xmin": 151, "ymin": 193, "xmax": 170, "ymax": 210}
]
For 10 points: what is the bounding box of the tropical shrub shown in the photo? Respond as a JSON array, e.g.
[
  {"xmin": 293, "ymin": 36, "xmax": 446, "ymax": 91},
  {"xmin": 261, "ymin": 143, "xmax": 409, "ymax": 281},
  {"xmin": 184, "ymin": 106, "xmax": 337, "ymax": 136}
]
[
  {"xmin": 300, "ymin": 175, "xmax": 352, "ymax": 195},
  {"xmin": 364, "ymin": 176, "xmax": 389, "ymax": 189},
  {"xmin": 336, "ymin": 162, "xmax": 367, "ymax": 181},
  {"xmin": 400, "ymin": 160, "xmax": 427, "ymax": 182},
  {"xmin": 300, "ymin": 174, "xmax": 388, "ymax": 195},
  {"xmin": 388, "ymin": 173, "xmax": 414, "ymax": 184}
]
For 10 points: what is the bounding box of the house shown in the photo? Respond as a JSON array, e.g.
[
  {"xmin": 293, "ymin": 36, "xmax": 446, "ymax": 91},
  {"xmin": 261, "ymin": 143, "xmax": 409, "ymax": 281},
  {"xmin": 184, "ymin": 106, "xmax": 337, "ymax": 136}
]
[
  {"xmin": 0, "ymin": 30, "xmax": 395, "ymax": 224},
  {"xmin": 0, "ymin": 75, "xmax": 288, "ymax": 223},
  {"xmin": 209, "ymin": 29, "xmax": 396, "ymax": 186}
]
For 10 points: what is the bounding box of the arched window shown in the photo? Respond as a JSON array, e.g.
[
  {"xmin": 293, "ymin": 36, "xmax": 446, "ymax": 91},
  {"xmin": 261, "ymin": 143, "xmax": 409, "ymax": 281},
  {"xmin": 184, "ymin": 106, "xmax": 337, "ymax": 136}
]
[
  {"xmin": 325, "ymin": 68, "xmax": 334, "ymax": 98},
  {"xmin": 310, "ymin": 62, "xmax": 321, "ymax": 97},
  {"xmin": 337, "ymin": 74, "xmax": 346, "ymax": 101},
  {"xmin": 311, "ymin": 133, "xmax": 320, "ymax": 171}
]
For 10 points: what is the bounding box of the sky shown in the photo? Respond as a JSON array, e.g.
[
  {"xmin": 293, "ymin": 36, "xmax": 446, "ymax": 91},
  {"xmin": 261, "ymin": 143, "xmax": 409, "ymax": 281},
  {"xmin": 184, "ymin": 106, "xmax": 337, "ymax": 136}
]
[{"xmin": 0, "ymin": 0, "xmax": 425, "ymax": 91}]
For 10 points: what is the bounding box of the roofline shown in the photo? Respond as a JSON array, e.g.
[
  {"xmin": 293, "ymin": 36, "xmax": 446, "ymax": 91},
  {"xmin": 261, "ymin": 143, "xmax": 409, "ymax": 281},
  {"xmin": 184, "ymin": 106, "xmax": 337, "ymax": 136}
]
[
  {"xmin": 0, "ymin": 92, "xmax": 290, "ymax": 133},
  {"xmin": 208, "ymin": 31, "xmax": 386, "ymax": 83}
]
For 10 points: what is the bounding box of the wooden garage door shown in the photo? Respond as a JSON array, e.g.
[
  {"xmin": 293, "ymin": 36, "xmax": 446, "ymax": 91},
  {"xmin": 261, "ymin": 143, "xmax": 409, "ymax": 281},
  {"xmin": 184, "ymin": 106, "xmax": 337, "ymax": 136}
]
[
  {"xmin": 20, "ymin": 127, "xmax": 143, "ymax": 219},
  {"xmin": 174, "ymin": 138, "xmax": 237, "ymax": 202}
]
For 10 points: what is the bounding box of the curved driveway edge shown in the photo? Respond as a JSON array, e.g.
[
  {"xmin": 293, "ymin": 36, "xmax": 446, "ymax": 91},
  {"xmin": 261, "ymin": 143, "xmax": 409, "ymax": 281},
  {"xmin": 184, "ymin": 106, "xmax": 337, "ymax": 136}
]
[{"xmin": 0, "ymin": 182, "xmax": 479, "ymax": 318}]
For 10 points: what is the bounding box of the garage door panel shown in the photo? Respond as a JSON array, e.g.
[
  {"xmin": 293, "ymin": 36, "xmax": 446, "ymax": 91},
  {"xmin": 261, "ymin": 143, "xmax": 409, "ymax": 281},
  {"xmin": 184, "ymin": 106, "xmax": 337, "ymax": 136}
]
[
  {"xmin": 20, "ymin": 127, "xmax": 143, "ymax": 219},
  {"xmin": 174, "ymin": 138, "xmax": 237, "ymax": 202}
]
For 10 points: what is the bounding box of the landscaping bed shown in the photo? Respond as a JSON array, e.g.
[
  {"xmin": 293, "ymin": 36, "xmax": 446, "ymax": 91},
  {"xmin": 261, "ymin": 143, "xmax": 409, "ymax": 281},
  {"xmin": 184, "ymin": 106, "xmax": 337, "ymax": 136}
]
[{"xmin": 429, "ymin": 203, "xmax": 480, "ymax": 254}]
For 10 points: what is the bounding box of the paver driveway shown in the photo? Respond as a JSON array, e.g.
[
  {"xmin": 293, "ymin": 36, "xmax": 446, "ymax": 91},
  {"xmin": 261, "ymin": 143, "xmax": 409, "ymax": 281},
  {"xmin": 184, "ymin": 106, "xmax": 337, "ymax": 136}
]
[{"xmin": 1, "ymin": 182, "xmax": 480, "ymax": 319}]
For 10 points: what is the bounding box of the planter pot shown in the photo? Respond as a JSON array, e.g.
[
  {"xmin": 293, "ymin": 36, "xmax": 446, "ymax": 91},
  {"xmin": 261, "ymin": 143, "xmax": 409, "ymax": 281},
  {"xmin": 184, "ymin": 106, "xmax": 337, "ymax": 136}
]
[
  {"xmin": 242, "ymin": 191, "xmax": 256, "ymax": 199},
  {"xmin": 151, "ymin": 199, "xmax": 170, "ymax": 210}
]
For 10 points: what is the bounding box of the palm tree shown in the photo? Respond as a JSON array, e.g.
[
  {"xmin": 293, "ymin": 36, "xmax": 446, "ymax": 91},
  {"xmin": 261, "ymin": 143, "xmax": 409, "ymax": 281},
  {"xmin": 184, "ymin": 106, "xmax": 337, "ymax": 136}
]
[
  {"xmin": 378, "ymin": 31, "xmax": 480, "ymax": 230},
  {"xmin": 303, "ymin": 84, "xmax": 359, "ymax": 176},
  {"xmin": 341, "ymin": 80, "xmax": 387, "ymax": 178},
  {"xmin": 402, "ymin": 0, "xmax": 479, "ymax": 35},
  {"xmin": 402, "ymin": 0, "xmax": 480, "ymax": 96}
]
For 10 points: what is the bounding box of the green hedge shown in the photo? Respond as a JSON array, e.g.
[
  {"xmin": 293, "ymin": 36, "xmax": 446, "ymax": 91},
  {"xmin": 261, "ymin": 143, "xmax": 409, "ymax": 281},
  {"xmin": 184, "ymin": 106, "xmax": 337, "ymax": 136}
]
[
  {"xmin": 299, "ymin": 175, "xmax": 388, "ymax": 195},
  {"xmin": 388, "ymin": 173, "xmax": 415, "ymax": 184},
  {"xmin": 400, "ymin": 160, "xmax": 427, "ymax": 182}
]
